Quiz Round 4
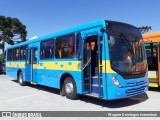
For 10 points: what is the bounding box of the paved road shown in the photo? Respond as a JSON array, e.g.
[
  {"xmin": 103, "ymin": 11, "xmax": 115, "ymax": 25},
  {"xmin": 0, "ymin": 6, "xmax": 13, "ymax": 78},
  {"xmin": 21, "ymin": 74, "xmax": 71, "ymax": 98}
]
[{"xmin": 0, "ymin": 75, "xmax": 160, "ymax": 111}]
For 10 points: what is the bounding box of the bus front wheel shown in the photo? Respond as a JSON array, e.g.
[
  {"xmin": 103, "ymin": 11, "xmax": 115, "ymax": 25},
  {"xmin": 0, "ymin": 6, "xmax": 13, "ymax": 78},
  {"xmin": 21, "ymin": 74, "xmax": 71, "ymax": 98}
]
[
  {"xmin": 18, "ymin": 72, "xmax": 26, "ymax": 86},
  {"xmin": 64, "ymin": 77, "xmax": 79, "ymax": 100}
]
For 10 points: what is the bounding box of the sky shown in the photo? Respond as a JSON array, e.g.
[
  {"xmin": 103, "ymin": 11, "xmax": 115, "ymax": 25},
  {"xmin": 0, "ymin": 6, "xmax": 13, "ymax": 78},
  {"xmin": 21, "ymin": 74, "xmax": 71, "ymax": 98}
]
[{"xmin": 0, "ymin": 0, "xmax": 160, "ymax": 44}]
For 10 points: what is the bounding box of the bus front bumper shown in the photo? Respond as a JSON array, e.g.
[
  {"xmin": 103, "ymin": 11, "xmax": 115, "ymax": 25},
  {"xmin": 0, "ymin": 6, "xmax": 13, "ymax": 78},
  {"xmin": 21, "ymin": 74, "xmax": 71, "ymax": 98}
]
[{"xmin": 107, "ymin": 83, "xmax": 148, "ymax": 100}]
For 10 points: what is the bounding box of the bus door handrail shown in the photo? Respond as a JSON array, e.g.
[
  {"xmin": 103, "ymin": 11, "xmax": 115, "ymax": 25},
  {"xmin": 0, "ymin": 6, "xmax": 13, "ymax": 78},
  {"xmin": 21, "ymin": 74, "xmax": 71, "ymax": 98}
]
[{"xmin": 81, "ymin": 57, "xmax": 91, "ymax": 70}]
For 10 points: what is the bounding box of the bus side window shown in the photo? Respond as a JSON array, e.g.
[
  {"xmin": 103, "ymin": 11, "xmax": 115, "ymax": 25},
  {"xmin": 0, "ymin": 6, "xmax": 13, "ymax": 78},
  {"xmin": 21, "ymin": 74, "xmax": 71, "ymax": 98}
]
[
  {"xmin": 40, "ymin": 39, "xmax": 54, "ymax": 59},
  {"xmin": 50, "ymin": 48, "xmax": 52, "ymax": 58},
  {"xmin": 55, "ymin": 34, "xmax": 75, "ymax": 58},
  {"xmin": 7, "ymin": 49, "xmax": 13, "ymax": 61},
  {"xmin": 55, "ymin": 49, "xmax": 59, "ymax": 58},
  {"xmin": 59, "ymin": 49, "xmax": 62, "ymax": 58},
  {"xmin": 29, "ymin": 49, "xmax": 32, "ymax": 64},
  {"xmin": 20, "ymin": 45, "xmax": 28, "ymax": 60},
  {"xmin": 13, "ymin": 47, "xmax": 20, "ymax": 60},
  {"xmin": 33, "ymin": 48, "xmax": 38, "ymax": 63},
  {"xmin": 68, "ymin": 35, "xmax": 74, "ymax": 57}
]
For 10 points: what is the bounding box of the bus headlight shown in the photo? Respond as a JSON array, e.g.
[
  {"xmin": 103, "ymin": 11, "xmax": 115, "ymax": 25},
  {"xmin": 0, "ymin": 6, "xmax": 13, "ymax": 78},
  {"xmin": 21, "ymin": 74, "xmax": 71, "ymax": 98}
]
[{"xmin": 110, "ymin": 75, "xmax": 121, "ymax": 87}]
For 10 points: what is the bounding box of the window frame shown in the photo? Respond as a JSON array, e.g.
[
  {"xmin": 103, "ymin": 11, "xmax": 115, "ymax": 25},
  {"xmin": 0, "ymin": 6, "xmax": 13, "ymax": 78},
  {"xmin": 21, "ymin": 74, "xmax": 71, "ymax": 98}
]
[
  {"xmin": 76, "ymin": 32, "xmax": 82, "ymax": 59},
  {"xmin": 40, "ymin": 38, "xmax": 54, "ymax": 60},
  {"xmin": 55, "ymin": 34, "xmax": 75, "ymax": 59},
  {"xmin": 13, "ymin": 47, "xmax": 20, "ymax": 61},
  {"xmin": 7, "ymin": 49, "xmax": 13, "ymax": 61},
  {"xmin": 20, "ymin": 45, "xmax": 28, "ymax": 60}
]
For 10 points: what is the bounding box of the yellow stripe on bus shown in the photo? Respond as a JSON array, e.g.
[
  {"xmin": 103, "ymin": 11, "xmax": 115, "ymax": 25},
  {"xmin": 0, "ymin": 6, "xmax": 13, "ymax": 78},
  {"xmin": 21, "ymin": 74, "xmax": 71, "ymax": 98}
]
[
  {"xmin": 102, "ymin": 60, "xmax": 116, "ymax": 73},
  {"xmin": 35, "ymin": 61, "xmax": 81, "ymax": 71},
  {"xmin": 6, "ymin": 62, "xmax": 25, "ymax": 68},
  {"xmin": 6, "ymin": 60, "xmax": 115, "ymax": 73}
]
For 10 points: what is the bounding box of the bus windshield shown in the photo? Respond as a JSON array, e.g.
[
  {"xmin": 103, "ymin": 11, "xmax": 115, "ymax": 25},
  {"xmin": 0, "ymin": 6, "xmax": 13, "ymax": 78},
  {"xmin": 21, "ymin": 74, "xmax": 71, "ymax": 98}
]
[{"xmin": 106, "ymin": 21, "xmax": 147, "ymax": 75}]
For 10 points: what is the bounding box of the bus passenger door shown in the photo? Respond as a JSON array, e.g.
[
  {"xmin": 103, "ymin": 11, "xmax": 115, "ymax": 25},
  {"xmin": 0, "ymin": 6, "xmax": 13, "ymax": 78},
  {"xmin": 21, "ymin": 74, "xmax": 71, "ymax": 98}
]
[
  {"xmin": 82, "ymin": 35, "xmax": 103, "ymax": 98},
  {"xmin": 25, "ymin": 48, "xmax": 31, "ymax": 81},
  {"xmin": 146, "ymin": 43, "xmax": 159, "ymax": 87},
  {"xmin": 31, "ymin": 47, "xmax": 38, "ymax": 84},
  {"xmin": 25, "ymin": 47, "xmax": 38, "ymax": 84},
  {"xmin": 83, "ymin": 38, "xmax": 91, "ymax": 93}
]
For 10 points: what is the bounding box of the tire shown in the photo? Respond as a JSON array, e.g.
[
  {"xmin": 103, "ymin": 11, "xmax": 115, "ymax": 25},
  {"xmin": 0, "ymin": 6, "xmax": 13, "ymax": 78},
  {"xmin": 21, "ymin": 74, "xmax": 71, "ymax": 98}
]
[
  {"xmin": 64, "ymin": 77, "xmax": 79, "ymax": 100},
  {"xmin": 18, "ymin": 72, "xmax": 26, "ymax": 86},
  {"xmin": 60, "ymin": 83, "xmax": 65, "ymax": 96}
]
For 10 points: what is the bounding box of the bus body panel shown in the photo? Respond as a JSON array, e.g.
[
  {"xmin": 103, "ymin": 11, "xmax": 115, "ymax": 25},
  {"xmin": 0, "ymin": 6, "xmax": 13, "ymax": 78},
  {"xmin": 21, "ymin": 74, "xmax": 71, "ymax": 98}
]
[
  {"xmin": 143, "ymin": 32, "xmax": 160, "ymax": 87},
  {"xmin": 6, "ymin": 61, "xmax": 26, "ymax": 80},
  {"xmin": 106, "ymin": 72, "xmax": 148, "ymax": 100},
  {"xmin": 25, "ymin": 64, "xmax": 31, "ymax": 81},
  {"xmin": 6, "ymin": 20, "xmax": 148, "ymax": 100},
  {"xmin": 36, "ymin": 68, "xmax": 82, "ymax": 93}
]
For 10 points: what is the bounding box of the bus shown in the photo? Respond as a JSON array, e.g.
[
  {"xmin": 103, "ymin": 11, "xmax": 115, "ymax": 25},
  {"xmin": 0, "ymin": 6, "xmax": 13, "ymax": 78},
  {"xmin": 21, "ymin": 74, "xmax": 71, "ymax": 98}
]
[
  {"xmin": 143, "ymin": 32, "xmax": 160, "ymax": 88},
  {"xmin": 6, "ymin": 20, "xmax": 148, "ymax": 100}
]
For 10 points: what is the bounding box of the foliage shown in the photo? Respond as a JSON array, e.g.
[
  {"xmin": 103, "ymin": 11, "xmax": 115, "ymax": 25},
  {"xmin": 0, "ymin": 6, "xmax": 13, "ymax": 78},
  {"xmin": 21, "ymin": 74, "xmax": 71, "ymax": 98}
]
[
  {"xmin": 0, "ymin": 53, "xmax": 5, "ymax": 64},
  {"xmin": 0, "ymin": 16, "xmax": 27, "ymax": 53},
  {"xmin": 138, "ymin": 26, "xmax": 152, "ymax": 34}
]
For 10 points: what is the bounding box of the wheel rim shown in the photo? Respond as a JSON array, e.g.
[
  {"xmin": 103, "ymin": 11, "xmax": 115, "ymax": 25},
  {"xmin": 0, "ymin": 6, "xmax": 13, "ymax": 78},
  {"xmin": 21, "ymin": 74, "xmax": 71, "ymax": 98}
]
[
  {"xmin": 65, "ymin": 81, "xmax": 74, "ymax": 95},
  {"xmin": 19, "ymin": 74, "xmax": 23, "ymax": 84}
]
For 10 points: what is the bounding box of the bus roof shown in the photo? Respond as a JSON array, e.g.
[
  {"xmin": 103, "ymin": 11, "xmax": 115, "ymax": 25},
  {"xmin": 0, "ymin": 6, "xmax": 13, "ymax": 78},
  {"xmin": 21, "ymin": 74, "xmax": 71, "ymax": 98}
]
[
  {"xmin": 7, "ymin": 20, "xmax": 106, "ymax": 49},
  {"xmin": 143, "ymin": 31, "xmax": 160, "ymax": 43}
]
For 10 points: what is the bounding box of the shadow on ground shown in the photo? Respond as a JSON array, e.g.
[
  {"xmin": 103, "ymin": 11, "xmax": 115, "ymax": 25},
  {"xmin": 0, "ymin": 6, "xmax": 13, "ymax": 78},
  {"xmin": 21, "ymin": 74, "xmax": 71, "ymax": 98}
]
[
  {"xmin": 11, "ymin": 79, "xmax": 149, "ymax": 108},
  {"xmin": 79, "ymin": 93, "xmax": 148, "ymax": 108},
  {"xmin": 148, "ymin": 87, "xmax": 160, "ymax": 92},
  {"xmin": 11, "ymin": 79, "xmax": 60, "ymax": 95}
]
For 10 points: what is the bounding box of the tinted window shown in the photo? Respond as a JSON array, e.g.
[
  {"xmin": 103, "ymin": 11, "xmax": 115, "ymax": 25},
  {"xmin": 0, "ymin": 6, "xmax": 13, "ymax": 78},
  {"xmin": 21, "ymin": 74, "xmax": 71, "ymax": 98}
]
[
  {"xmin": 76, "ymin": 33, "xmax": 82, "ymax": 58},
  {"xmin": 145, "ymin": 43, "xmax": 158, "ymax": 70},
  {"xmin": 40, "ymin": 39, "xmax": 54, "ymax": 59},
  {"xmin": 33, "ymin": 48, "xmax": 38, "ymax": 63},
  {"xmin": 7, "ymin": 49, "xmax": 13, "ymax": 61},
  {"xmin": 106, "ymin": 21, "xmax": 147, "ymax": 74},
  {"xmin": 55, "ymin": 34, "xmax": 75, "ymax": 58},
  {"xmin": 20, "ymin": 45, "xmax": 28, "ymax": 60},
  {"xmin": 13, "ymin": 48, "xmax": 20, "ymax": 60}
]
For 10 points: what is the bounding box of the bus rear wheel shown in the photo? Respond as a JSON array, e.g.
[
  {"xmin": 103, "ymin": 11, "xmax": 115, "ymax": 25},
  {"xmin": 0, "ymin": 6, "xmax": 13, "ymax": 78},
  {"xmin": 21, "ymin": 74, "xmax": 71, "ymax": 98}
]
[
  {"xmin": 64, "ymin": 77, "xmax": 79, "ymax": 100},
  {"xmin": 18, "ymin": 72, "xmax": 26, "ymax": 86}
]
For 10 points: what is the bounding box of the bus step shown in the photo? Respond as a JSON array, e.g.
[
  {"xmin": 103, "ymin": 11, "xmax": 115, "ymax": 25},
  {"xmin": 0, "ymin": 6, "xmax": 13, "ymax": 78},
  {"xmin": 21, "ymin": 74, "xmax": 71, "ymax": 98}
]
[
  {"xmin": 84, "ymin": 78, "xmax": 90, "ymax": 80},
  {"xmin": 91, "ymin": 76, "xmax": 102, "ymax": 85},
  {"xmin": 83, "ymin": 91, "xmax": 89, "ymax": 94},
  {"xmin": 30, "ymin": 82, "xmax": 37, "ymax": 85},
  {"xmin": 149, "ymin": 83, "xmax": 159, "ymax": 87},
  {"xmin": 148, "ymin": 78, "xmax": 158, "ymax": 83},
  {"xmin": 86, "ymin": 93, "xmax": 99, "ymax": 98},
  {"xmin": 91, "ymin": 84, "xmax": 103, "ymax": 94}
]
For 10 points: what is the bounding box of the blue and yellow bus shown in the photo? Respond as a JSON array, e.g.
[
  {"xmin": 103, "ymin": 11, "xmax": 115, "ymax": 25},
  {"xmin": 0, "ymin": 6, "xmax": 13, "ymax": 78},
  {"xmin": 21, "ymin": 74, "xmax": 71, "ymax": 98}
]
[{"xmin": 6, "ymin": 20, "xmax": 148, "ymax": 100}]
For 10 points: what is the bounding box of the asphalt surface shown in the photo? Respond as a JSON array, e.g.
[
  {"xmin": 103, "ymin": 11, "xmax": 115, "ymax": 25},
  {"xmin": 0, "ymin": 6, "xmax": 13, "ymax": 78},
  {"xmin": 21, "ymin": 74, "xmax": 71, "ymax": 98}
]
[{"xmin": 0, "ymin": 74, "xmax": 160, "ymax": 112}]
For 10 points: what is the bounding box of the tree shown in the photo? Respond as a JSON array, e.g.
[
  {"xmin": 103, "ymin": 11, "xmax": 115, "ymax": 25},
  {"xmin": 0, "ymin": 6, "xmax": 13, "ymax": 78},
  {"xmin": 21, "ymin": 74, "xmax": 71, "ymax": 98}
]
[
  {"xmin": 0, "ymin": 53, "xmax": 5, "ymax": 64},
  {"xmin": 138, "ymin": 26, "xmax": 152, "ymax": 34},
  {"xmin": 0, "ymin": 54, "xmax": 5, "ymax": 64},
  {"xmin": 0, "ymin": 16, "xmax": 27, "ymax": 54}
]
